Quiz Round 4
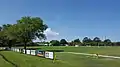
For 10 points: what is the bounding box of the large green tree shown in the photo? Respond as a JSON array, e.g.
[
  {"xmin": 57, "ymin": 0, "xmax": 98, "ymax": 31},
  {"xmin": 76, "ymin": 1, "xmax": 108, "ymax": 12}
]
[
  {"xmin": 60, "ymin": 39, "xmax": 68, "ymax": 46},
  {"xmin": 4, "ymin": 16, "xmax": 48, "ymax": 53},
  {"xmin": 5, "ymin": 24, "xmax": 20, "ymax": 48},
  {"xmin": 0, "ymin": 24, "xmax": 13, "ymax": 47},
  {"xmin": 82, "ymin": 37, "xmax": 92, "ymax": 46},
  {"xmin": 0, "ymin": 31, "xmax": 4, "ymax": 47},
  {"xmin": 16, "ymin": 16, "xmax": 48, "ymax": 54},
  {"xmin": 72, "ymin": 38, "xmax": 81, "ymax": 46},
  {"xmin": 0, "ymin": 26, "xmax": 2, "ymax": 31},
  {"xmin": 104, "ymin": 39, "xmax": 111, "ymax": 46},
  {"xmin": 93, "ymin": 37, "xmax": 101, "ymax": 46},
  {"xmin": 82, "ymin": 37, "xmax": 89, "ymax": 43},
  {"xmin": 50, "ymin": 40, "xmax": 60, "ymax": 46},
  {"xmin": 93, "ymin": 37, "xmax": 101, "ymax": 42}
]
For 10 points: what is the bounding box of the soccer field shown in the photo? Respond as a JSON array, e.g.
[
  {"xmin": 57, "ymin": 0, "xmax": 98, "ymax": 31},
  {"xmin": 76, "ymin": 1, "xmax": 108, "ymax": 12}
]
[
  {"xmin": 0, "ymin": 46, "xmax": 120, "ymax": 67},
  {"xmin": 30, "ymin": 46, "xmax": 120, "ymax": 56}
]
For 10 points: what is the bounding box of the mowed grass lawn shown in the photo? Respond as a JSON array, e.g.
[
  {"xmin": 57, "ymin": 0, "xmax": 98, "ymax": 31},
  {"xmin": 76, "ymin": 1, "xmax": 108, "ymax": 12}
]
[
  {"xmin": 28, "ymin": 46, "xmax": 120, "ymax": 56},
  {"xmin": 0, "ymin": 53, "xmax": 13, "ymax": 67},
  {"xmin": 0, "ymin": 46, "xmax": 120, "ymax": 67},
  {"xmin": 0, "ymin": 51, "xmax": 73, "ymax": 67},
  {"xmin": 56, "ymin": 53, "xmax": 120, "ymax": 67}
]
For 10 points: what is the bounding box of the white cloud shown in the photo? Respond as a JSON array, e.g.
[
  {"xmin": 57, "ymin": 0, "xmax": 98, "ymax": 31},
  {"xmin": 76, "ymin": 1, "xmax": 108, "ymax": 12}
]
[
  {"xmin": 33, "ymin": 28, "xmax": 59, "ymax": 42},
  {"xmin": 44, "ymin": 28, "xmax": 59, "ymax": 41}
]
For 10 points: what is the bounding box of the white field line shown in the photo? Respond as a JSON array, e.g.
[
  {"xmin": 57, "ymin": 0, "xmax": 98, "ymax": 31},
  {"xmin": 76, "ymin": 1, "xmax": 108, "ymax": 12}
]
[{"xmin": 60, "ymin": 52, "xmax": 120, "ymax": 59}]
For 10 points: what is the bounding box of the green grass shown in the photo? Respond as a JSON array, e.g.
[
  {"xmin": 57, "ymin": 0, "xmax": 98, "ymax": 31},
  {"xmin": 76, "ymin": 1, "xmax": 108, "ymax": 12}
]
[
  {"xmin": 0, "ymin": 51, "xmax": 73, "ymax": 67},
  {"xmin": 56, "ymin": 53, "xmax": 120, "ymax": 67},
  {"xmin": 28, "ymin": 46, "xmax": 120, "ymax": 56},
  {"xmin": 0, "ymin": 54, "xmax": 13, "ymax": 67},
  {"xmin": 0, "ymin": 46, "xmax": 120, "ymax": 67}
]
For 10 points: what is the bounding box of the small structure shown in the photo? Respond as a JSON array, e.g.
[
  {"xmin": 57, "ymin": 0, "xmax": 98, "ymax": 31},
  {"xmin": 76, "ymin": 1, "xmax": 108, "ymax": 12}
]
[
  {"xmin": 65, "ymin": 44, "xmax": 69, "ymax": 46},
  {"xmin": 75, "ymin": 45, "xmax": 79, "ymax": 47}
]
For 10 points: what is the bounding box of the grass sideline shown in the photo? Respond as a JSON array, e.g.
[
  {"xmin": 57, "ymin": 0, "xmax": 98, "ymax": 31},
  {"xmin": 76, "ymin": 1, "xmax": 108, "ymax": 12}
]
[
  {"xmin": 0, "ymin": 51, "xmax": 120, "ymax": 67},
  {"xmin": 0, "ymin": 51, "xmax": 73, "ymax": 67},
  {"xmin": 0, "ymin": 54, "xmax": 13, "ymax": 67},
  {"xmin": 0, "ymin": 46, "xmax": 120, "ymax": 67},
  {"xmin": 27, "ymin": 46, "xmax": 120, "ymax": 56}
]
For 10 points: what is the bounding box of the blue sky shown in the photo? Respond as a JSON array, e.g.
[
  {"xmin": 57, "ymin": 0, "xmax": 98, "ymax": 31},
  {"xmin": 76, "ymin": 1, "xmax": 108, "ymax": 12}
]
[{"xmin": 0, "ymin": 0, "xmax": 120, "ymax": 42}]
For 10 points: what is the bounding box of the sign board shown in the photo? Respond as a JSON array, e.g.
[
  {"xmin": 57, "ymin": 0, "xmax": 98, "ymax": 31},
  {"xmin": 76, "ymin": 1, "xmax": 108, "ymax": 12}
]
[
  {"xmin": 45, "ymin": 52, "xmax": 54, "ymax": 59},
  {"xmin": 36, "ymin": 50, "xmax": 44, "ymax": 57},
  {"xmin": 13, "ymin": 48, "xmax": 15, "ymax": 51},
  {"xmin": 31, "ymin": 50, "xmax": 36, "ymax": 55},
  {"xmin": 16, "ymin": 49, "xmax": 20, "ymax": 52},
  {"xmin": 75, "ymin": 45, "xmax": 79, "ymax": 47},
  {"xmin": 14, "ymin": 48, "xmax": 17, "ymax": 52},
  {"xmin": 10, "ymin": 48, "xmax": 55, "ymax": 60},
  {"xmin": 1, "ymin": 47, "xmax": 5, "ymax": 50},
  {"xmin": 26, "ymin": 50, "xmax": 30, "ymax": 54}
]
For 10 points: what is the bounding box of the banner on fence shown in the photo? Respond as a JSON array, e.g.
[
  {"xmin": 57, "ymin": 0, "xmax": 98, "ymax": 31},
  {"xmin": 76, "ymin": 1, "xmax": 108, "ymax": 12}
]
[
  {"xmin": 10, "ymin": 48, "xmax": 55, "ymax": 60},
  {"xmin": 45, "ymin": 51, "xmax": 53, "ymax": 59},
  {"xmin": 31, "ymin": 50, "xmax": 36, "ymax": 55},
  {"xmin": 26, "ymin": 50, "xmax": 30, "ymax": 54},
  {"xmin": 16, "ymin": 49, "xmax": 20, "ymax": 52},
  {"xmin": 36, "ymin": 50, "xmax": 44, "ymax": 57}
]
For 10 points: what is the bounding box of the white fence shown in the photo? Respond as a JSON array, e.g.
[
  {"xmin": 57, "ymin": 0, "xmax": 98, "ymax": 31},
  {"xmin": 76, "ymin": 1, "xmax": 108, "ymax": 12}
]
[{"xmin": 10, "ymin": 47, "xmax": 54, "ymax": 59}]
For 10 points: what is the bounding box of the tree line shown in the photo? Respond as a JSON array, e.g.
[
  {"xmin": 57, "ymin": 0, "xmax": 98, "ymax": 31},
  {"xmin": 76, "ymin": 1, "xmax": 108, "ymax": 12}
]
[
  {"xmin": 0, "ymin": 16, "xmax": 48, "ymax": 54},
  {"xmin": 48, "ymin": 37, "xmax": 120, "ymax": 46}
]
